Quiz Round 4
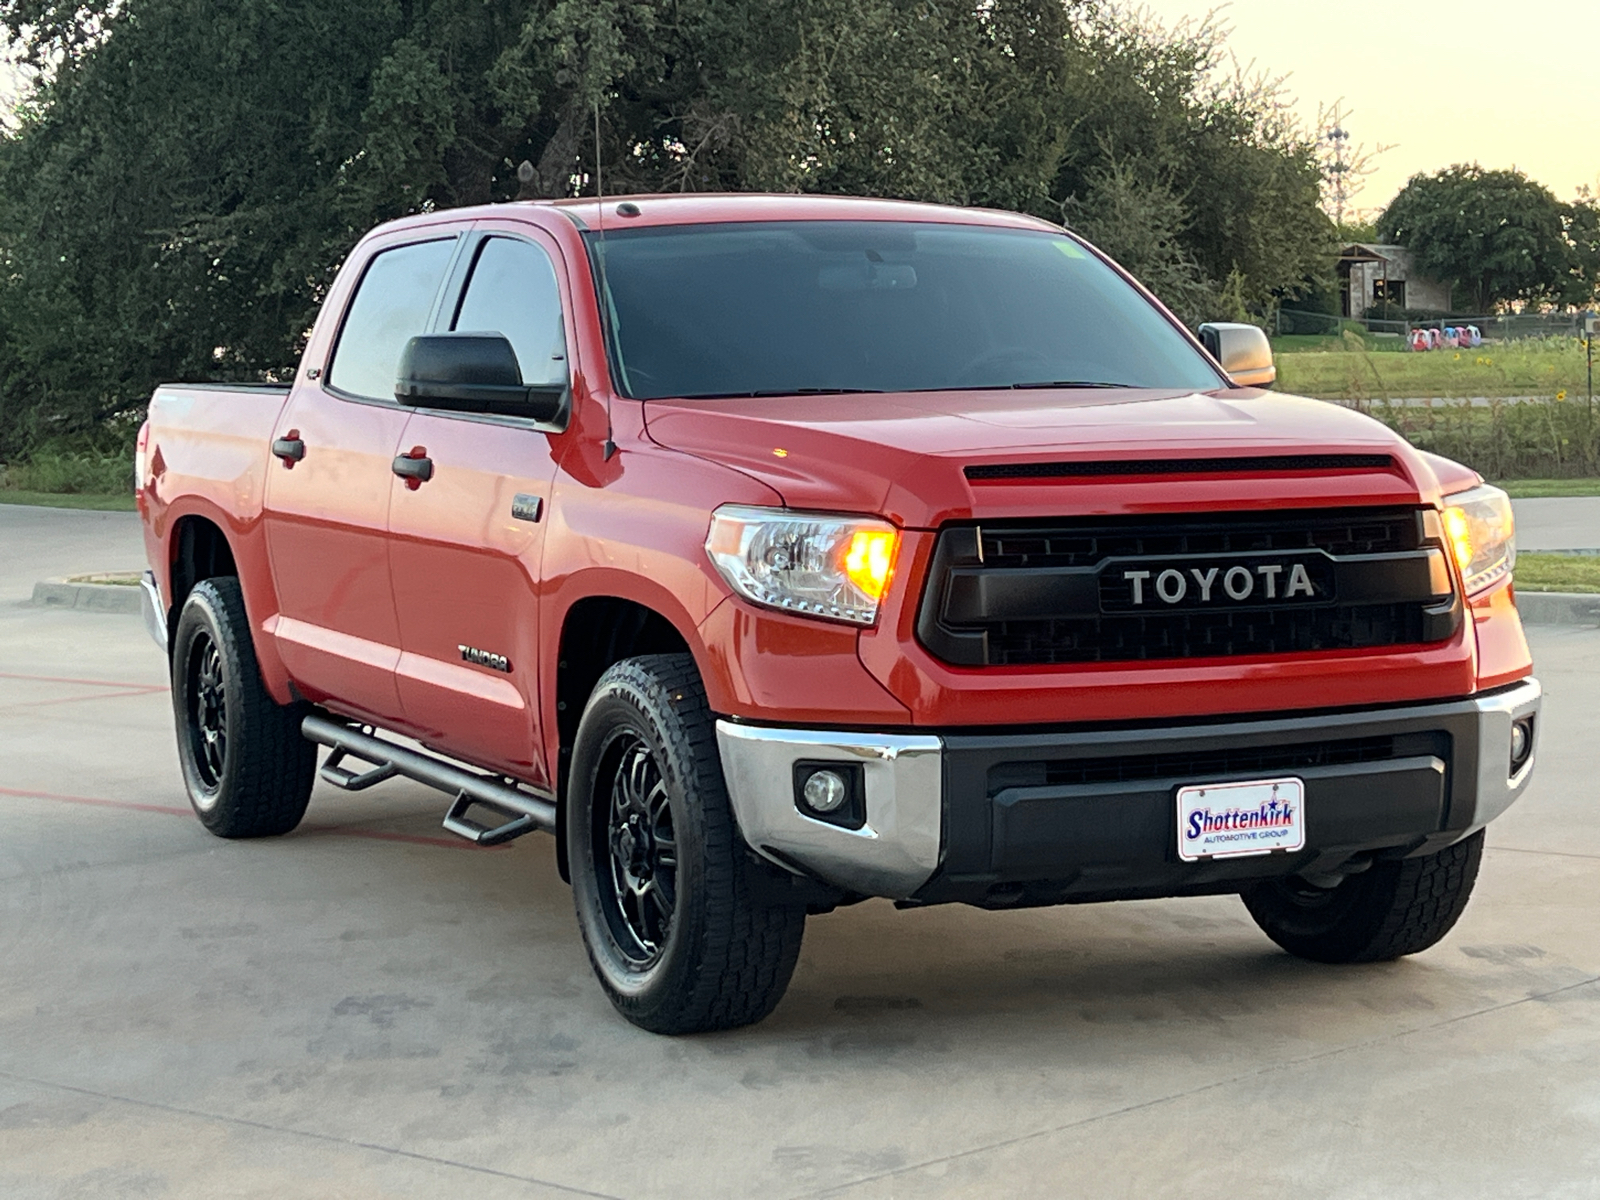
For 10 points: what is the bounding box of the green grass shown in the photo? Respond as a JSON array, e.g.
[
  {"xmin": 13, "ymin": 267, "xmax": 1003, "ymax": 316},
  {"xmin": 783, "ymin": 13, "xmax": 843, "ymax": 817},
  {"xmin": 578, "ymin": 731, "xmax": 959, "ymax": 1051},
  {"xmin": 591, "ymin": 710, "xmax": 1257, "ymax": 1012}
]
[
  {"xmin": 0, "ymin": 446, "xmax": 136, "ymax": 510},
  {"xmin": 1495, "ymin": 479, "xmax": 1600, "ymax": 498},
  {"xmin": 1, "ymin": 447, "xmax": 132, "ymax": 494},
  {"xmin": 1271, "ymin": 332, "xmax": 1406, "ymax": 354},
  {"xmin": 1516, "ymin": 553, "xmax": 1600, "ymax": 593},
  {"xmin": 1274, "ymin": 336, "xmax": 1592, "ymax": 402},
  {"xmin": 0, "ymin": 490, "xmax": 137, "ymax": 510}
]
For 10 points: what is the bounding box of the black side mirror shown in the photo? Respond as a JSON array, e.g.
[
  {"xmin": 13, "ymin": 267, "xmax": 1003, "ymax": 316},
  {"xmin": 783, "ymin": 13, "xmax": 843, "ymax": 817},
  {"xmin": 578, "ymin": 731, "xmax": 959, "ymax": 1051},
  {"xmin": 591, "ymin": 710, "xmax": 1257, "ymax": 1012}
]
[{"xmin": 395, "ymin": 334, "xmax": 567, "ymax": 424}]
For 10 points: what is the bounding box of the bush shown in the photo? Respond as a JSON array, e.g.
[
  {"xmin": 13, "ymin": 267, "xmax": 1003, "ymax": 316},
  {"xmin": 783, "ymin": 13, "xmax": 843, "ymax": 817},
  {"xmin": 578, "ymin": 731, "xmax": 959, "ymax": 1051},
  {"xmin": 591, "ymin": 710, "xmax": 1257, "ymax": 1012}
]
[
  {"xmin": 1372, "ymin": 397, "xmax": 1600, "ymax": 479},
  {"xmin": 0, "ymin": 447, "xmax": 132, "ymax": 495}
]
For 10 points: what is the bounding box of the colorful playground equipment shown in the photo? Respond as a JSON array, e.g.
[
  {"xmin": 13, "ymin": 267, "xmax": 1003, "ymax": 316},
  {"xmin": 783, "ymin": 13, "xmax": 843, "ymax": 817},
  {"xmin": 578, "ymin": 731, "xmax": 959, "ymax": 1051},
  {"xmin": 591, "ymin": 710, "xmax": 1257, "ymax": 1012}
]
[{"xmin": 1409, "ymin": 325, "xmax": 1482, "ymax": 351}]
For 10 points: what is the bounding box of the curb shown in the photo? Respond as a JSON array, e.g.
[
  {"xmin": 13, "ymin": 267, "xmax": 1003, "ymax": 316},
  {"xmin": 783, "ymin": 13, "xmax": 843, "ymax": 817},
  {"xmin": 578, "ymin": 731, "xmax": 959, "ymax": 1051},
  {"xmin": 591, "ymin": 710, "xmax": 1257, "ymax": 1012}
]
[
  {"xmin": 1517, "ymin": 591, "xmax": 1600, "ymax": 627},
  {"xmin": 30, "ymin": 577, "xmax": 143, "ymax": 614}
]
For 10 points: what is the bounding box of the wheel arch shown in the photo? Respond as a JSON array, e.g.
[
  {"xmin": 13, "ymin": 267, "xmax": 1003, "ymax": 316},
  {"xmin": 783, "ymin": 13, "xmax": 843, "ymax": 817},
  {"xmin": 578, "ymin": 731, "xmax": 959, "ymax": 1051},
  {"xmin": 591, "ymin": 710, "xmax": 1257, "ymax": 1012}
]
[
  {"xmin": 548, "ymin": 589, "xmax": 714, "ymax": 881},
  {"xmin": 155, "ymin": 500, "xmax": 293, "ymax": 703},
  {"xmin": 166, "ymin": 514, "xmax": 238, "ymax": 647}
]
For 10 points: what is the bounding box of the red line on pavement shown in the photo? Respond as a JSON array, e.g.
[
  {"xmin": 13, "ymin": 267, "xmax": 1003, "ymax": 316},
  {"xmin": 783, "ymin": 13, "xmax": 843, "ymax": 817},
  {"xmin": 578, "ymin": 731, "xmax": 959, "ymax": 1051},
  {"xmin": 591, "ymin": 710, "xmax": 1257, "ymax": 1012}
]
[
  {"xmin": 0, "ymin": 785, "xmax": 190, "ymax": 816},
  {"xmin": 0, "ymin": 671, "xmax": 169, "ymax": 692},
  {"xmin": 0, "ymin": 785, "xmax": 487, "ymax": 851},
  {"xmin": 0, "ymin": 687, "xmax": 169, "ymax": 714}
]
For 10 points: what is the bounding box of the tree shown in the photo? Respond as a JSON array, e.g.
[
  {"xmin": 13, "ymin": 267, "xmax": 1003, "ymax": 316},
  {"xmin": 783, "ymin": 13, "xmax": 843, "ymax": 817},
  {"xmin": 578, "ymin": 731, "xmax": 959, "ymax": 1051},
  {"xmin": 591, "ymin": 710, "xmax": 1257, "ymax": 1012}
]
[
  {"xmin": 1051, "ymin": 10, "xmax": 1331, "ymax": 316},
  {"xmin": 1378, "ymin": 165, "xmax": 1593, "ymax": 312},
  {"xmin": 1061, "ymin": 158, "xmax": 1216, "ymax": 324},
  {"xmin": 1564, "ymin": 189, "xmax": 1600, "ymax": 308}
]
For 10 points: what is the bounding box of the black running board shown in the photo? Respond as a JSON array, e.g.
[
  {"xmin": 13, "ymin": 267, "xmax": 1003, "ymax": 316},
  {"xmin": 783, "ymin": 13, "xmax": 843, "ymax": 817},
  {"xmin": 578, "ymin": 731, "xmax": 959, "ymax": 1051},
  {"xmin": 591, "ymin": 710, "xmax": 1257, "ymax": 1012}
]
[{"xmin": 301, "ymin": 713, "xmax": 556, "ymax": 846}]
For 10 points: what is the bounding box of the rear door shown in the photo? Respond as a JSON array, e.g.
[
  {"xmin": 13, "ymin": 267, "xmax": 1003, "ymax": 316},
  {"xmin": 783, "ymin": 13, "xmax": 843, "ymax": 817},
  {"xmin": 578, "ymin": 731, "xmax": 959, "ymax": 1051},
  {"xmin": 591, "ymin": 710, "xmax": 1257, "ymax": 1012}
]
[
  {"xmin": 263, "ymin": 233, "xmax": 460, "ymax": 724},
  {"xmin": 386, "ymin": 225, "xmax": 574, "ymax": 785}
]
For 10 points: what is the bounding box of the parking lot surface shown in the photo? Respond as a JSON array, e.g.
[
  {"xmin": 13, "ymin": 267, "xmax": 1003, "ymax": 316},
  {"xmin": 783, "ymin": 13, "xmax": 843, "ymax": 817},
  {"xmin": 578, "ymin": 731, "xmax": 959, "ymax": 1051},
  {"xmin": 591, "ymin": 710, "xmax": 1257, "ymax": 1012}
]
[{"xmin": 2, "ymin": 505, "xmax": 1599, "ymax": 1199}]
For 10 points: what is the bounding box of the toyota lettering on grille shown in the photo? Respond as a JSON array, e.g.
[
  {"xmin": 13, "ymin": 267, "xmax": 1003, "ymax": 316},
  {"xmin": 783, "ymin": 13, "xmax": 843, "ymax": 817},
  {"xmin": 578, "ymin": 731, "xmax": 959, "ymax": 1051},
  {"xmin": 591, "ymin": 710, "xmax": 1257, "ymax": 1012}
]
[{"xmin": 1100, "ymin": 556, "xmax": 1334, "ymax": 612}]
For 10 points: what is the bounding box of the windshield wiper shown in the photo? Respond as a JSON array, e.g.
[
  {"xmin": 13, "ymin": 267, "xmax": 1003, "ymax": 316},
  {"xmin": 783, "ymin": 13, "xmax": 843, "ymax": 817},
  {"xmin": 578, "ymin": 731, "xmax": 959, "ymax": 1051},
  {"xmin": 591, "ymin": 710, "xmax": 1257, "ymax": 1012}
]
[
  {"xmin": 1006, "ymin": 380, "xmax": 1132, "ymax": 390},
  {"xmin": 672, "ymin": 387, "xmax": 887, "ymax": 399},
  {"xmin": 910, "ymin": 380, "xmax": 1135, "ymax": 393}
]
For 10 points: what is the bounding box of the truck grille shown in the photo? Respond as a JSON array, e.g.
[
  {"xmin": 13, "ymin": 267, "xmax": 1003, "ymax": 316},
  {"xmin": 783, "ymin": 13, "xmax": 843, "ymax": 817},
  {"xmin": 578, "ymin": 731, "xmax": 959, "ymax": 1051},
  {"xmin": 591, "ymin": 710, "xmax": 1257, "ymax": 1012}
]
[{"xmin": 916, "ymin": 508, "xmax": 1460, "ymax": 667}]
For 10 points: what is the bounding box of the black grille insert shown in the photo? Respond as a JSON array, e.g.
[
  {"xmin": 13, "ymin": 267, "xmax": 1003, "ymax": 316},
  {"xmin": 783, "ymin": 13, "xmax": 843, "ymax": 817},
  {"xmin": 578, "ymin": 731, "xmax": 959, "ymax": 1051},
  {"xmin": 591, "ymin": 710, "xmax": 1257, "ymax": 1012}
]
[
  {"xmin": 979, "ymin": 508, "xmax": 1419, "ymax": 569},
  {"xmin": 917, "ymin": 507, "xmax": 1460, "ymax": 666}
]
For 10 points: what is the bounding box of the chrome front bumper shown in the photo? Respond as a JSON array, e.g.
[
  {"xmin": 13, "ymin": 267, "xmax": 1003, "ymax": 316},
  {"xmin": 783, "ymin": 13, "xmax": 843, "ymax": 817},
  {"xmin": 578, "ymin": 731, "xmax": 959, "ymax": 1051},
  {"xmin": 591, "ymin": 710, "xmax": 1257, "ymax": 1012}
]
[
  {"xmin": 715, "ymin": 723, "xmax": 943, "ymax": 899},
  {"xmin": 1466, "ymin": 678, "xmax": 1542, "ymax": 826},
  {"xmin": 715, "ymin": 679, "xmax": 1542, "ymax": 902}
]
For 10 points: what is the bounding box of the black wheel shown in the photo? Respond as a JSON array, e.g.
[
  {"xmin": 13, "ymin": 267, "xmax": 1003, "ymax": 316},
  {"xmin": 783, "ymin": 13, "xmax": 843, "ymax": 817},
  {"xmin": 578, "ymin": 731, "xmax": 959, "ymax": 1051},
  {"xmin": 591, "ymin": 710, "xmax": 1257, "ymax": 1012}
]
[
  {"xmin": 1241, "ymin": 831, "xmax": 1484, "ymax": 963},
  {"xmin": 171, "ymin": 578, "xmax": 315, "ymax": 838},
  {"xmin": 567, "ymin": 654, "xmax": 805, "ymax": 1034}
]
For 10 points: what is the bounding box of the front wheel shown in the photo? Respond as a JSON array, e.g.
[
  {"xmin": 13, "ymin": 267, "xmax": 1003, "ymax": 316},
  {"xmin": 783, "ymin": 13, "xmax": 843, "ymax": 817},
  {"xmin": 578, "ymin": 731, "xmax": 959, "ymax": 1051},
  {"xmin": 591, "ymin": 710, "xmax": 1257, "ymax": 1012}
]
[
  {"xmin": 567, "ymin": 654, "xmax": 805, "ymax": 1034},
  {"xmin": 1241, "ymin": 831, "xmax": 1484, "ymax": 963}
]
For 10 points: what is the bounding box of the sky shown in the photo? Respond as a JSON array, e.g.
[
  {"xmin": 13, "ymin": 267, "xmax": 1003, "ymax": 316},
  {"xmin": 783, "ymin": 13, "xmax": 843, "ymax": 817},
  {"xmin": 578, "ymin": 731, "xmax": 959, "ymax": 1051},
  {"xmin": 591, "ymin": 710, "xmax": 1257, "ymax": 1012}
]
[
  {"xmin": 1136, "ymin": 0, "xmax": 1600, "ymax": 219},
  {"xmin": 4, "ymin": 4, "xmax": 1597, "ymax": 219}
]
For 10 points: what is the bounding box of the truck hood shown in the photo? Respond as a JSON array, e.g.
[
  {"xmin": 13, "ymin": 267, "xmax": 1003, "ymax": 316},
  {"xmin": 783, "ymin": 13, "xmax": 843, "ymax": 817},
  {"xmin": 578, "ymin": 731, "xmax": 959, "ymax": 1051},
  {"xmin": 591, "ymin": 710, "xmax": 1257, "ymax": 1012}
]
[{"xmin": 642, "ymin": 387, "xmax": 1457, "ymax": 527}]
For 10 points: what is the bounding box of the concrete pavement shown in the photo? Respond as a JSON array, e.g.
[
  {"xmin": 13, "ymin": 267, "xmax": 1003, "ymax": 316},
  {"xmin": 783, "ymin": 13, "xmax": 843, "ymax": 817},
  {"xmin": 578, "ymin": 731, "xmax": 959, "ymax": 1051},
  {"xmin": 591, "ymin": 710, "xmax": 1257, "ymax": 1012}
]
[
  {"xmin": 2, "ymin": 503, "xmax": 1600, "ymax": 1199},
  {"xmin": 0, "ymin": 503, "xmax": 145, "ymax": 602}
]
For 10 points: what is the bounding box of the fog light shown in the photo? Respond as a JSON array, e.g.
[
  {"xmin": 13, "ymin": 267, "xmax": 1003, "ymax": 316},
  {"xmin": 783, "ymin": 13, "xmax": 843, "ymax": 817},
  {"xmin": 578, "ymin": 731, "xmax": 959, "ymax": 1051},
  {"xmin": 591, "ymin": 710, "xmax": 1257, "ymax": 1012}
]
[
  {"xmin": 1510, "ymin": 716, "xmax": 1534, "ymax": 774},
  {"xmin": 802, "ymin": 769, "xmax": 849, "ymax": 814},
  {"xmin": 792, "ymin": 761, "xmax": 866, "ymax": 829}
]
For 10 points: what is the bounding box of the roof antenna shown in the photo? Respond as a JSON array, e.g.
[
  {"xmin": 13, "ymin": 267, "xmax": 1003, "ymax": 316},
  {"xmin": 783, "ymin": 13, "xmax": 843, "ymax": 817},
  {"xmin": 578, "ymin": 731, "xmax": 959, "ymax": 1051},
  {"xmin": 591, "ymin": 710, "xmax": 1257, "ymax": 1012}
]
[{"xmin": 595, "ymin": 99, "xmax": 617, "ymax": 462}]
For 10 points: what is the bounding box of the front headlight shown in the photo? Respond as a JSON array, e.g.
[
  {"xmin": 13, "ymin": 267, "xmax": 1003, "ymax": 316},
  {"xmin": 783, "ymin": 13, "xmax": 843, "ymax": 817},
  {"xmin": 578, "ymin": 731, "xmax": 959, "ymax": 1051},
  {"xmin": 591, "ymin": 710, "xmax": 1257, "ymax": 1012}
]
[
  {"xmin": 706, "ymin": 505, "xmax": 900, "ymax": 626},
  {"xmin": 1442, "ymin": 483, "xmax": 1516, "ymax": 596}
]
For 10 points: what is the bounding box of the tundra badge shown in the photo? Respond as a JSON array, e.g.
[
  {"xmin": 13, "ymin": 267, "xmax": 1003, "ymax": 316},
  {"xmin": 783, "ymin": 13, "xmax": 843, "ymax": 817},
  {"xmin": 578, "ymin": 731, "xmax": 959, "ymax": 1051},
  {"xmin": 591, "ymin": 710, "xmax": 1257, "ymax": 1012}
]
[
  {"xmin": 459, "ymin": 645, "xmax": 512, "ymax": 673},
  {"xmin": 511, "ymin": 494, "xmax": 542, "ymax": 523}
]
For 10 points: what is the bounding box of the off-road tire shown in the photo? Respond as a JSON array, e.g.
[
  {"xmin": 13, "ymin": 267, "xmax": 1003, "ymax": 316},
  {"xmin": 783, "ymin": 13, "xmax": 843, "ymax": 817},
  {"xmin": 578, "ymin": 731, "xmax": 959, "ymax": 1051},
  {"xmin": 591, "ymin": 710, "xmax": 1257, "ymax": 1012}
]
[
  {"xmin": 171, "ymin": 577, "xmax": 315, "ymax": 838},
  {"xmin": 1241, "ymin": 831, "xmax": 1484, "ymax": 963},
  {"xmin": 567, "ymin": 653, "xmax": 806, "ymax": 1034}
]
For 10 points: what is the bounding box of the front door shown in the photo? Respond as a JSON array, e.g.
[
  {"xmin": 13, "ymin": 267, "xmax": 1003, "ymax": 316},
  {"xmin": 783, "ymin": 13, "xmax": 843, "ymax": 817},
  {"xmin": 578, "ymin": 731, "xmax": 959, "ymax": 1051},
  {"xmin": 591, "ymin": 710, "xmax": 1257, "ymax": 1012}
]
[
  {"xmin": 386, "ymin": 231, "xmax": 572, "ymax": 785},
  {"xmin": 262, "ymin": 234, "xmax": 459, "ymax": 725}
]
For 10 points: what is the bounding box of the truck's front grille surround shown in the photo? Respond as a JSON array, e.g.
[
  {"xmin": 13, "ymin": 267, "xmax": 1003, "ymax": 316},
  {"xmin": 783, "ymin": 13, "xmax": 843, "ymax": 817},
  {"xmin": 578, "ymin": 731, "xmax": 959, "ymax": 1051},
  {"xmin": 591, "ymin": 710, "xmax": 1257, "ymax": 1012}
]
[{"xmin": 916, "ymin": 507, "xmax": 1460, "ymax": 667}]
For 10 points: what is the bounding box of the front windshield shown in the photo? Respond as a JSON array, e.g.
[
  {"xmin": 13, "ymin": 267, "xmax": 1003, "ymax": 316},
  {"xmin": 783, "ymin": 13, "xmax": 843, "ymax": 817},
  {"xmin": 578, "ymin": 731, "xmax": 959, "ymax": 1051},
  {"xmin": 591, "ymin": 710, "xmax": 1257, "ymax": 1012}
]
[{"xmin": 584, "ymin": 220, "xmax": 1223, "ymax": 399}]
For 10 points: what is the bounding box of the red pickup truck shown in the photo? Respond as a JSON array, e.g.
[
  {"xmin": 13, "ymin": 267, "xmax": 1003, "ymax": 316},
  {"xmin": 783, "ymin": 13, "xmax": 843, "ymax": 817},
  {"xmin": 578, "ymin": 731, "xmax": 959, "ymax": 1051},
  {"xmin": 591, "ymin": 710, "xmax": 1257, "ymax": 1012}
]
[{"xmin": 136, "ymin": 194, "xmax": 1540, "ymax": 1034}]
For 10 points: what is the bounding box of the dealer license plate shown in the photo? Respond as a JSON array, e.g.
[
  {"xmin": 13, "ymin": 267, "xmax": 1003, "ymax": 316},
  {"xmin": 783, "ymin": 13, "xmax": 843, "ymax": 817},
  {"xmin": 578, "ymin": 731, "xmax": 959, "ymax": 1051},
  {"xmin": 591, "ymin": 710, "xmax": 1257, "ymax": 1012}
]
[{"xmin": 1176, "ymin": 776, "xmax": 1305, "ymax": 862}]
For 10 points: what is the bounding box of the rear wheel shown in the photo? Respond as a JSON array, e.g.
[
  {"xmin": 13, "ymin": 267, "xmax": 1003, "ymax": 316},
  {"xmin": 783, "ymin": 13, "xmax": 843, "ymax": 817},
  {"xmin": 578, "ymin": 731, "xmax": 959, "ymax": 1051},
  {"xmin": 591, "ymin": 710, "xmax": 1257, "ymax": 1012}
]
[
  {"xmin": 1241, "ymin": 831, "xmax": 1484, "ymax": 963},
  {"xmin": 567, "ymin": 654, "xmax": 805, "ymax": 1034},
  {"xmin": 171, "ymin": 578, "xmax": 315, "ymax": 838}
]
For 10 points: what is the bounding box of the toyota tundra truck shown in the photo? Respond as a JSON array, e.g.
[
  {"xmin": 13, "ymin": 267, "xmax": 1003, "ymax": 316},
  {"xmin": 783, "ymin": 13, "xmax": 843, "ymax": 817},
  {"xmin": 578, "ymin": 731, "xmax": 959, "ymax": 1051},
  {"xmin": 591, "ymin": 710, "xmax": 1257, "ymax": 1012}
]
[{"xmin": 134, "ymin": 194, "xmax": 1540, "ymax": 1034}]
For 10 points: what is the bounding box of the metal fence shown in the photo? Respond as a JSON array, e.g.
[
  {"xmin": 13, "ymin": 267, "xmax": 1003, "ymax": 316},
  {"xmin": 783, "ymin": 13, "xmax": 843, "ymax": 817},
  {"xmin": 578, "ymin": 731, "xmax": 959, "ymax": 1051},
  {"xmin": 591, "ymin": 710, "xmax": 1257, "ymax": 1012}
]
[{"xmin": 1276, "ymin": 308, "xmax": 1590, "ymax": 341}]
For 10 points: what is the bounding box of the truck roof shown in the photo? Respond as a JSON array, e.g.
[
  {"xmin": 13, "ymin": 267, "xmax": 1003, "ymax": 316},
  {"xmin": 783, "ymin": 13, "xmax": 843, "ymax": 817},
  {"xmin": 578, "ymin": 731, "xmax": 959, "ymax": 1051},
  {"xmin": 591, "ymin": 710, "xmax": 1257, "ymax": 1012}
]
[{"xmin": 371, "ymin": 192, "xmax": 1065, "ymax": 238}]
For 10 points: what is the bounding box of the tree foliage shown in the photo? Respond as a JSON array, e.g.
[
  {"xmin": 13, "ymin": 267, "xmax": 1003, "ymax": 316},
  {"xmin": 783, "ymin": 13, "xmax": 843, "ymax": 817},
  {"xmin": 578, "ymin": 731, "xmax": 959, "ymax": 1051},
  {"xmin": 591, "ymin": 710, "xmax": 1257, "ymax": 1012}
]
[
  {"xmin": 0, "ymin": 0, "xmax": 1333, "ymax": 457},
  {"xmin": 1378, "ymin": 165, "xmax": 1600, "ymax": 313}
]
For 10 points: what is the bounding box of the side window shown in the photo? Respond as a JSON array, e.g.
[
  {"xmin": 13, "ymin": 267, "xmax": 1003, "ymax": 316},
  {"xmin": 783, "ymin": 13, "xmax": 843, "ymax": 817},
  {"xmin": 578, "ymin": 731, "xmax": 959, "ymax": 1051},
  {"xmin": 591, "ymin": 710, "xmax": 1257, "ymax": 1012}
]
[
  {"xmin": 452, "ymin": 237, "xmax": 568, "ymax": 388},
  {"xmin": 327, "ymin": 238, "xmax": 456, "ymax": 401}
]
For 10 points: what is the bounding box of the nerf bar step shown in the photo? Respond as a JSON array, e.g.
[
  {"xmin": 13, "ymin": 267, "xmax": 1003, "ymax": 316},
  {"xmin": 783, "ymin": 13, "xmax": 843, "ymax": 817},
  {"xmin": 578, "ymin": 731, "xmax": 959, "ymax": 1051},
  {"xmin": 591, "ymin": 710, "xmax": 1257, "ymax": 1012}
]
[{"xmin": 301, "ymin": 713, "xmax": 556, "ymax": 846}]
